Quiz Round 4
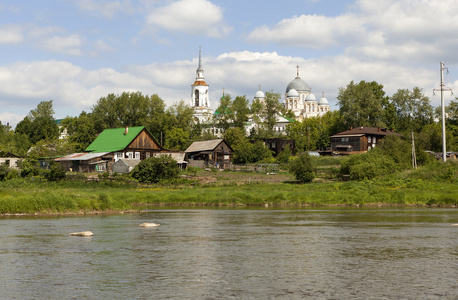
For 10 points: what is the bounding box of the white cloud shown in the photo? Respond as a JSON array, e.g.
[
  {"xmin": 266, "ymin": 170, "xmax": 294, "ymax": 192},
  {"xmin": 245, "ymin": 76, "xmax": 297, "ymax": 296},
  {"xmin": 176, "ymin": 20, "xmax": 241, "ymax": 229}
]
[
  {"xmin": 147, "ymin": 0, "xmax": 231, "ymax": 38},
  {"xmin": 0, "ymin": 24, "xmax": 24, "ymax": 45},
  {"xmin": 247, "ymin": 0, "xmax": 458, "ymax": 66},
  {"xmin": 75, "ymin": 0, "xmax": 134, "ymax": 18},
  {"xmin": 247, "ymin": 14, "xmax": 366, "ymax": 49},
  {"xmin": 39, "ymin": 34, "xmax": 84, "ymax": 56}
]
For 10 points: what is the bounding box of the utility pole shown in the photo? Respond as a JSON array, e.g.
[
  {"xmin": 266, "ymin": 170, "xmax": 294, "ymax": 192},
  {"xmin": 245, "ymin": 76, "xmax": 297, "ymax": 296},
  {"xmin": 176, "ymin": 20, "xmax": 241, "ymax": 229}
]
[
  {"xmin": 433, "ymin": 62, "xmax": 452, "ymax": 162},
  {"xmin": 411, "ymin": 132, "xmax": 417, "ymax": 169}
]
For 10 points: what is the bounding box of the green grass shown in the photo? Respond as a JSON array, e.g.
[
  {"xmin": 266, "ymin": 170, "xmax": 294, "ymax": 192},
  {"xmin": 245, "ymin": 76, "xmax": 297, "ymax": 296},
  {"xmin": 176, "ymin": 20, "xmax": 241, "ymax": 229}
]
[{"xmin": 0, "ymin": 161, "xmax": 456, "ymax": 215}]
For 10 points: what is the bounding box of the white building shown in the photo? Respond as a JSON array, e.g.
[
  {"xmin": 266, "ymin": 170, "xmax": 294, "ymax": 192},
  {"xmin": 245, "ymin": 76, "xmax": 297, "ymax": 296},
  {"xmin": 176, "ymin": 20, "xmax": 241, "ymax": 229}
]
[
  {"xmin": 190, "ymin": 48, "xmax": 213, "ymax": 124},
  {"xmin": 244, "ymin": 86, "xmax": 295, "ymax": 136},
  {"xmin": 284, "ymin": 66, "xmax": 330, "ymax": 121}
]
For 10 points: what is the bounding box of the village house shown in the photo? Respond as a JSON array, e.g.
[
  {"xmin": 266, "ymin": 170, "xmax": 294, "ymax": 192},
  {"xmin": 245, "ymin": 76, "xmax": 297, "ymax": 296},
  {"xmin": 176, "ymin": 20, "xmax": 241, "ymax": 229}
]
[
  {"xmin": 185, "ymin": 139, "xmax": 233, "ymax": 169},
  {"xmin": 330, "ymin": 126, "xmax": 403, "ymax": 153},
  {"xmin": 0, "ymin": 150, "xmax": 21, "ymax": 170},
  {"xmin": 56, "ymin": 126, "xmax": 165, "ymax": 172},
  {"xmin": 263, "ymin": 138, "xmax": 295, "ymax": 156}
]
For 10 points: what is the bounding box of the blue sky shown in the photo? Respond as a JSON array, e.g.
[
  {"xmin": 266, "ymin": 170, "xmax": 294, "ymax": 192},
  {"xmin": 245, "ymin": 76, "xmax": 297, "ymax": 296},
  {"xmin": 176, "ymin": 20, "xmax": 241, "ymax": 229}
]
[{"xmin": 1, "ymin": 0, "xmax": 458, "ymax": 128}]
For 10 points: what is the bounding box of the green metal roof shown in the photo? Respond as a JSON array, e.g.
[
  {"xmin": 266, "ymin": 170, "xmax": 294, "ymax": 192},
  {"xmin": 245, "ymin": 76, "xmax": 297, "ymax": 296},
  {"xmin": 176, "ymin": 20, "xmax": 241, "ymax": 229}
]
[
  {"xmin": 85, "ymin": 126, "xmax": 146, "ymax": 152},
  {"xmin": 278, "ymin": 115, "xmax": 296, "ymax": 123}
]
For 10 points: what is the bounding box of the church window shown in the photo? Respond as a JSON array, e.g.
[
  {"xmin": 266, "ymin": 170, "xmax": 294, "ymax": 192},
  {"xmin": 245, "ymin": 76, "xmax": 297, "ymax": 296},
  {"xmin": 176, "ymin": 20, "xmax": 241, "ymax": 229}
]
[{"xmin": 195, "ymin": 90, "xmax": 199, "ymax": 106}]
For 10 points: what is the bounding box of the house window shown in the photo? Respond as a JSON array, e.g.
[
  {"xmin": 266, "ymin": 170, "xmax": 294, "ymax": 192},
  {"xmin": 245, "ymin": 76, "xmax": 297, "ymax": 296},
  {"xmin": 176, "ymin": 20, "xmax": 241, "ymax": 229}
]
[
  {"xmin": 224, "ymin": 155, "xmax": 230, "ymax": 160},
  {"xmin": 126, "ymin": 152, "xmax": 134, "ymax": 159},
  {"xmin": 368, "ymin": 136, "xmax": 372, "ymax": 143},
  {"xmin": 373, "ymin": 137, "xmax": 377, "ymax": 143},
  {"xmin": 146, "ymin": 152, "xmax": 150, "ymax": 159},
  {"xmin": 115, "ymin": 152, "xmax": 124, "ymax": 161},
  {"xmin": 135, "ymin": 152, "xmax": 140, "ymax": 160}
]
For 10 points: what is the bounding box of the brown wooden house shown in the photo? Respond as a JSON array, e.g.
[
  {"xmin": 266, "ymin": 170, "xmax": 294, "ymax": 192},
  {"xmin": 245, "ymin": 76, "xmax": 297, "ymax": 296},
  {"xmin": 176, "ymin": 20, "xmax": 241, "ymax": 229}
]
[
  {"xmin": 57, "ymin": 126, "xmax": 165, "ymax": 172},
  {"xmin": 185, "ymin": 139, "xmax": 233, "ymax": 169},
  {"xmin": 330, "ymin": 127, "xmax": 402, "ymax": 153}
]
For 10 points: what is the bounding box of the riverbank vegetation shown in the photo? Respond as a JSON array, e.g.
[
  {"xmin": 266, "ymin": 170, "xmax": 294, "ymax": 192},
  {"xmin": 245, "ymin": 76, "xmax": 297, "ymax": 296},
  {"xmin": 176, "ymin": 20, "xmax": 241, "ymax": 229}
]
[{"xmin": 0, "ymin": 156, "xmax": 456, "ymax": 215}]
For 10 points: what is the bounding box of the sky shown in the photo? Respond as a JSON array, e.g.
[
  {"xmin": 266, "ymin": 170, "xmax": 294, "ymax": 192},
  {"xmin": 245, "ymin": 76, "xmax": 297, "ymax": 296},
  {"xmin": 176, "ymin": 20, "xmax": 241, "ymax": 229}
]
[{"xmin": 1, "ymin": 0, "xmax": 458, "ymax": 128}]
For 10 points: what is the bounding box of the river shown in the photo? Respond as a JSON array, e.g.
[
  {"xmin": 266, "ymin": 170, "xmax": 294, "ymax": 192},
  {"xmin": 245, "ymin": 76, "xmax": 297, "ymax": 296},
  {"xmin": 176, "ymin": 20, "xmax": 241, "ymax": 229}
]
[{"xmin": 0, "ymin": 208, "xmax": 457, "ymax": 299}]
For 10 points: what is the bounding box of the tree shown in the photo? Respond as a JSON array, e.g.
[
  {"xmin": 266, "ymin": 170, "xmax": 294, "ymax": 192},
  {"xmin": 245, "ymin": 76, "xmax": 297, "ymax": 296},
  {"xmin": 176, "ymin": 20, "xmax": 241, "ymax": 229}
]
[
  {"xmin": 15, "ymin": 100, "xmax": 59, "ymax": 144},
  {"xmin": 163, "ymin": 100, "xmax": 195, "ymax": 146},
  {"xmin": 60, "ymin": 112, "xmax": 97, "ymax": 151},
  {"xmin": 130, "ymin": 155, "xmax": 179, "ymax": 183},
  {"xmin": 164, "ymin": 127, "xmax": 190, "ymax": 151},
  {"xmin": 224, "ymin": 127, "xmax": 247, "ymax": 149},
  {"xmin": 214, "ymin": 93, "xmax": 233, "ymax": 131},
  {"xmin": 264, "ymin": 91, "xmax": 283, "ymax": 135},
  {"xmin": 337, "ymin": 81, "xmax": 388, "ymax": 129},
  {"xmin": 390, "ymin": 87, "xmax": 433, "ymax": 133},
  {"xmin": 231, "ymin": 95, "xmax": 250, "ymax": 129},
  {"xmin": 29, "ymin": 100, "xmax": 55, "ymax": 120},
  {"xmin": 289, "ymin": 152, "xmax": 315, "ymax": 183},
  {"xmin": 92, "ymin": 92, "xmax": 167, "ymax": 135}
]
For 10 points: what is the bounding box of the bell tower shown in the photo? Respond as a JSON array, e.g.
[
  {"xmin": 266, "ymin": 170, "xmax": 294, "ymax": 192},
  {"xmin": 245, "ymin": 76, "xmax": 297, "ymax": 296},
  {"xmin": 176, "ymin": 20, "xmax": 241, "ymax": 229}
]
[
  {"xmin": 190, "ymin": 48, "xmax": 213, "ymax": 123},
  {"xmin": 191, "ymin": 48, "xmax": 209, "ymax": 108}
]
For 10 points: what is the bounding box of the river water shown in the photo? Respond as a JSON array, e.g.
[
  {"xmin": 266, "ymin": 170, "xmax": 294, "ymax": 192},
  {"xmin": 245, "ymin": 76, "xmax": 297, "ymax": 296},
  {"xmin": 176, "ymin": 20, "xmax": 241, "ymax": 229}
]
[{"xmin": 0, "ymin": 208, "xmax": 457, "ymax": 299}]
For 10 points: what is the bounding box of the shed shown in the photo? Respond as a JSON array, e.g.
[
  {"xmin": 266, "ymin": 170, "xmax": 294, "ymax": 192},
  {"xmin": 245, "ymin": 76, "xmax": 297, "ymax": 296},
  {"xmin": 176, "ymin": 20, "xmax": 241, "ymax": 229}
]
[
  {"xmin": 112, "ymin": 159, "xmax": 140, "ymax": 174},
  {"xmin": 185, "ymin": 139, "xmax": 233, "ymax": 169},
  {"xmin": 153, "ymin": 152, "xmax": 188, "ymax": 170},
  {"xmin": 55, "ymin": 152, "xmax": 110, "ymax": 173}
]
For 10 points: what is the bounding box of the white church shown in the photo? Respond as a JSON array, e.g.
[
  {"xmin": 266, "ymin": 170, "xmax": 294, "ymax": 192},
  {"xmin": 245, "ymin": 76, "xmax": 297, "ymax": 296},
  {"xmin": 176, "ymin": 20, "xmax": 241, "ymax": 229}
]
[
  {"xmin": 284, "ymin": 66, "xmax": 330, "ymax": 121},
  {"xmin": 189, "ymin": 50, "xmax": 331, "ymax": 132}
]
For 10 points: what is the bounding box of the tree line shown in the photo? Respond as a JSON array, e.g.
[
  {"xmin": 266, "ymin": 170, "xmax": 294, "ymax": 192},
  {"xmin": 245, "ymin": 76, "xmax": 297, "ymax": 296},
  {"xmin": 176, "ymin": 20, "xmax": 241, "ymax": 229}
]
[{"xmin": 1, "ymin": 80, "xmax": 457, "ymax": 162}]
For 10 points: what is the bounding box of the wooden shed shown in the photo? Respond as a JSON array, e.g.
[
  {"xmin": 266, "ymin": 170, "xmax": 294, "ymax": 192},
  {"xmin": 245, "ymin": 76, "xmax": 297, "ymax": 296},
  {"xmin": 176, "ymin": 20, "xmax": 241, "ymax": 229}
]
[{"xmin": 185, "ymin": 139, "xmax": 232, "ymax": 169}]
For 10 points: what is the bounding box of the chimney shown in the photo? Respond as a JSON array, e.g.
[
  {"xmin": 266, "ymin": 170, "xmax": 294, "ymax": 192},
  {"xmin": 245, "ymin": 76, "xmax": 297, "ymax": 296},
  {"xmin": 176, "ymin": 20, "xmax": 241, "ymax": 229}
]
[
  {"xmin": 124, "ymin": 126, "xmax": 129, "ymax": 135},
  {"xmin": 378, "ymin": 127, "xmax": 381, "ymax": 132}
]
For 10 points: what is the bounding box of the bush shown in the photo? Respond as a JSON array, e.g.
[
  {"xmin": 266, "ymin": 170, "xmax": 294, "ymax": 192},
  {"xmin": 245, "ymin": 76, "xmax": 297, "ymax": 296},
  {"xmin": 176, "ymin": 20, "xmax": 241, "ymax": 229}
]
[
  {"xmin": 340, "ymin": 151, "xmax": 398, "ymax": 180},
  {"xmin": 276, "ymin": 147, "xmax": 291, "ymax": 164},
  {"xmin": 131, "ymin": 155, "xmax": 180, "ymax": 183},
  {"xmin": 0, "ymin": 163, "xmax": 8, "ymax": 181},
  {"xmin": 289, "ymin": 152, "xmax": 315, "ymax": 183},
  {"xmin": 19, "ymin": 158, "xmax": 40, "ymax": 177},
  {"xmin": 44, "ymin": 162, "xmax": 67, "ymax": 181}
]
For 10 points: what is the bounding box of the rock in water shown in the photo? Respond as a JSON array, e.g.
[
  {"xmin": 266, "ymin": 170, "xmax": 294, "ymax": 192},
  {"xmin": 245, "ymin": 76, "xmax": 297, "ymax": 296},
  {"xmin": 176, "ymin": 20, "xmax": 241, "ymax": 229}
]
[
  {"xmin": 69, "ymin": 231, "xmax": 94, "ymax": 237},
  {"xmin": 139, "ymin": 223, "xmax": 160, "ymax": 228}
]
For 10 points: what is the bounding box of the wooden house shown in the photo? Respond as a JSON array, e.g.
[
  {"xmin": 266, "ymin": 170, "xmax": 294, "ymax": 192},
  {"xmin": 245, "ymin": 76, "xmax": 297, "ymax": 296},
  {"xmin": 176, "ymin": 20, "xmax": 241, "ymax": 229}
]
[
  {"xmin": 330, "ymin": 127, "xmax": 402, "ymax": 153},
  {"xmin": 263, "ymin": 138, "xmax": 295, "ymax": 156},
  {"xmin": 185, "ymin": 139, "xmax": 232, "ymax": 169},
  {"xmin": 57, "ymin": 126, "xmax": 164, "ymax": 172}
]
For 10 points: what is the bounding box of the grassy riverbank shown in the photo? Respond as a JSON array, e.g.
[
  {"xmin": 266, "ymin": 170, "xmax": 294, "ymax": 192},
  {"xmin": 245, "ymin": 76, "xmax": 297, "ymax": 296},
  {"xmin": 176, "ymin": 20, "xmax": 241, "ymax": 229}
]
[{"xmin": 0, "ymin": 166, "xmax": 456, "ymax": 215}]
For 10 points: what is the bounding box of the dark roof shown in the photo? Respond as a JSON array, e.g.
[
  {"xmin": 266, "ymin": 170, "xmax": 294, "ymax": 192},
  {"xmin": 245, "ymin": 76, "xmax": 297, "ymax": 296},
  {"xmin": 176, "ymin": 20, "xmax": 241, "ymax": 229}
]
[
  {"xmin": 185, "ymin": 139, "xmax": 232, "ymax": 153},
  {"xmin": 331, "ymin": 127, "xmax": 402, "ymax": 138}
]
